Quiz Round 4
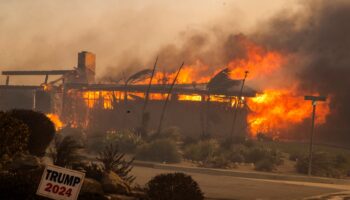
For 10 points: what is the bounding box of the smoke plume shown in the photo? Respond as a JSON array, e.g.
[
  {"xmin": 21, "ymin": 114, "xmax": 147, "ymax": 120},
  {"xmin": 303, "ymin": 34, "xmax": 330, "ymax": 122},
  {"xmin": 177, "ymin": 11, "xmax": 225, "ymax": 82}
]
[{"xmin": 254, "ymin": 0, "xmax": 350, "ymax": 143}]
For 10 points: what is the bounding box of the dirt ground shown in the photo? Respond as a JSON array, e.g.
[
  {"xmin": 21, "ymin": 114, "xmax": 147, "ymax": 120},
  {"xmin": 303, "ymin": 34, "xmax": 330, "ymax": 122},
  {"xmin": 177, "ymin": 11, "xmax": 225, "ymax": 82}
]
[{"xmin": 131, "ymin": 166, "xmax": 348, "ymax": 200}]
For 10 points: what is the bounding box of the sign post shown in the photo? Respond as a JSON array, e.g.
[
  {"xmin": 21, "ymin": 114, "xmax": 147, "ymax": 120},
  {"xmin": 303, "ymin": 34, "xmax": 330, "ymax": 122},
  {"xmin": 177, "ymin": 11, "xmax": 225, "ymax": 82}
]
[
  {"xmin": 304, "ymin": 95, "xmax": 327, "ymax": 176},
  {"xmin": 37, "ymin": 165, "xmax": 85, "ymax": 200}
]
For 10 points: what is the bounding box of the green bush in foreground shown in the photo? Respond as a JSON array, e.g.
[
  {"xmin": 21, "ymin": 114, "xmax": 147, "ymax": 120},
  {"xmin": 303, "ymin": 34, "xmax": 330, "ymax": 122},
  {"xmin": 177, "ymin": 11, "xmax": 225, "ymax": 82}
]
[
  {"xmin": 136, "ymin": 139, "xmax": 181, "ymax": 163},
  {"xmin": 146, "ymin": 173, "xmax": 204, "ymax": 200}
]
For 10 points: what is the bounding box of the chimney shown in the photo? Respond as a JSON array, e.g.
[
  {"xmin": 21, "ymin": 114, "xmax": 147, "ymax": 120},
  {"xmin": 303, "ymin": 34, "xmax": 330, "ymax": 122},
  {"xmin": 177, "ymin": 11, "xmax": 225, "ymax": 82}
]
[{"xmin": 77, "ymin": 51, "xmax": 96, "ymax": 83}]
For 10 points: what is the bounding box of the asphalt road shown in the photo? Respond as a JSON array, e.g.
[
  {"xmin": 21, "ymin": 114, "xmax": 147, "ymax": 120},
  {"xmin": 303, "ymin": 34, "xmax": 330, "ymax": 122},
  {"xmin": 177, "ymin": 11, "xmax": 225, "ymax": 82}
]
[{"xmin": 131, "ymin": 166, "xmax": 349, "ymax": 200}]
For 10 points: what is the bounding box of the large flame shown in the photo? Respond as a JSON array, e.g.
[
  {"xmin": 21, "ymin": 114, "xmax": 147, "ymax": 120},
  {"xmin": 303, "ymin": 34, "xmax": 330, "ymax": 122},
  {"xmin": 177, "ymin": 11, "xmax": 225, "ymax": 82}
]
[
  {"xmin": 247, "ymin": 89, "xmax": 330, "ymax": 136},
  {"xmin": 81, "ymin": 36, "xmax": 331, "ymax": 138}
]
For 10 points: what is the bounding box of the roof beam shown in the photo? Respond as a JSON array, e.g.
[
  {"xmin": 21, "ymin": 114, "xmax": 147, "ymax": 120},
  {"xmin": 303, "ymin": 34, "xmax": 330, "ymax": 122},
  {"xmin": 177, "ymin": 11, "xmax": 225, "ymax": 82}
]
[{"xmin": 2, "ymin": 70, "xmax": 75, "ymax": 76}]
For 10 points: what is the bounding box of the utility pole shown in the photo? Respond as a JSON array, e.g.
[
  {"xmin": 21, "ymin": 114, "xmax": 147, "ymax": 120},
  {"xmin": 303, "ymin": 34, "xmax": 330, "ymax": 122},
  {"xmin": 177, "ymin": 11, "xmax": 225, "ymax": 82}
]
[
  {"xmin": 157, "ymin": 62, "xmax": 184, "ymax": 135},
  {"xmin": 304, "ymin": 95, "xmax": 327, "ymax": 176},
  {"xmin": 140, "ymin": 57, "xmax": 158, "ymax": 138},
  {"xmin": 142, "ymin": 56, "xmax": 158, "ymax": 112},
  {"xmin": 230, "ymin": 70, "xmax": 249, "ymax": 138}
]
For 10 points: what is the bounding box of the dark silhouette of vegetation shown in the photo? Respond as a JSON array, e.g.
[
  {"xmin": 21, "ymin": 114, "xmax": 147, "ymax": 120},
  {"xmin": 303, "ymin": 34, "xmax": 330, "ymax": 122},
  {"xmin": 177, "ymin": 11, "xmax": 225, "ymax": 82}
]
[
  {"xmin": 0, "ymin": 169, "xmax": 48, "ymax": 200},
  {"xmin": 146, "ymin": 173, "xmax": 204, "ymax": 200},
  {"xmin": 7, "ymin": 109, "xmax": 55, "ymax": 156},
  {"xmin": 97, "ymin": 144, "xmax": 135, "ymax": 183},
  {"xmin": 82, "ymin": 162, "xmax": 104, "ymax": 181},
  {"xmin": 184, "ymin": 139, "xmax": 283, "ymax": 171},
  {"xmin": 254, "ymin": 158, "xmax": 275, "ymax": 172},
  {"xmin": 0, "ymin": 112, "xmax": 30, "ymax": 157},
  {"xmin": 296, "ymin": 151, "xmax": 350, "ymax": 178},
  {"xmin": 136, "ymin": 139, "xmax": 181, "ymax": 163},
  {"xmin": 49, "ymin": 136, "xmax": 83, "ymax": 167}
]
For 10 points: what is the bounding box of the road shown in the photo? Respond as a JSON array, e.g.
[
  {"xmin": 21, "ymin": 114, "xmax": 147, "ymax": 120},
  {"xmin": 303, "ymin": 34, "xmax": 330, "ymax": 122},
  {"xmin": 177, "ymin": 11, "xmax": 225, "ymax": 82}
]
[{"xmin": 131, "ymin": 166, "xmax": 349, "ymax": 200}]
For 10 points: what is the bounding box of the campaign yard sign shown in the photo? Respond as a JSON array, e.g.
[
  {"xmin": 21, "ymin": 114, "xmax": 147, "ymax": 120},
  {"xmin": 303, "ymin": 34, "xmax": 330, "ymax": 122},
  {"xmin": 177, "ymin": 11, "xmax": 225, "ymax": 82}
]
[{"xmin": 37, "ymin": 165, "xmax": 85, "ymax": 200}]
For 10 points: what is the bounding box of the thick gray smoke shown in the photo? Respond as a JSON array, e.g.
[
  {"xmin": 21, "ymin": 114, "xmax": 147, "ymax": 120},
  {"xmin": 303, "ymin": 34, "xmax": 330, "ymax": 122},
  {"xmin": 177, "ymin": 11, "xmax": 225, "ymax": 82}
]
[
  {"xmin": 253, "ymin": 0, "xmax": 350, "ymax": 143},
  {"xmin": 1, "ymin": 0, "xmax": 349, "ymax": 143},
  {"xmin": 131, "ymin": 0, "xmax": 350, "ymax": 144}
]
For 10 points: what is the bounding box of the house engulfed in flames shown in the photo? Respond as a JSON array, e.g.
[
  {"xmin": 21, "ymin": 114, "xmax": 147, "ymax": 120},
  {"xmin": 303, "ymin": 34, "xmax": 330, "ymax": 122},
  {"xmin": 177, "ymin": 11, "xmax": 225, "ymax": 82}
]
[{"xmin": 0, "ymin": 51, "xmax": 257, "ymax": 137}]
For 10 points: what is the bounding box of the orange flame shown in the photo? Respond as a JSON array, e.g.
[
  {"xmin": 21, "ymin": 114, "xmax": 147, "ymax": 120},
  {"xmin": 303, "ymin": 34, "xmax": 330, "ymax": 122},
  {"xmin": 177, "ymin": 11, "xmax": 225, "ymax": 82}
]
[
  {"xmin": 247, "ymin": 89, "xmax": 330, "ymax": 136},
  {"xmin": 46, "ymin": 113, "xmax": 64, "ymax": 130},
  {"xmin": 80, "ymin": 36, "xmax": 331, "ymax": 138}
]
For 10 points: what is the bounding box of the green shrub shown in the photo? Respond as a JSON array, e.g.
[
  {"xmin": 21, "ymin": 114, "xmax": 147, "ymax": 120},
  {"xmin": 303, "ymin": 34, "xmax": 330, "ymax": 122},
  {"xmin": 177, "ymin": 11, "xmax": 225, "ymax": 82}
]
[
  {"xmin": 0, "ymin": 112, "xmax": 30, "ymax": 157},
  {"xmin": 227, "ymin": 145, "xmax": 248, "ymax": 163},
  {"xmin": 7, "ymin": 109, "xmax": 55, "ymax": 157},
  {"xmin": 245, "ymin": 147, "xmax": 283, "ymax": 171},
  {"xmin": 296, "ymin": 152, "xmax": 349, "ymax": 178},
  {"xmin": 136, "ymin": 139, "xmax": 181, "ymax": 163},
  {"xmin": 183, "ymin": 139, "xmax": 219, "ymax": 162},
  {"xmin": 255, "ymin": 158, "xmax": 275, "ymax": 172},
  {"xmin": 146, "ymin": 173, "xmax": 204, "ymax": 200},
  {"xmin": 245, "ymin": 147, "xmax": 268, "ymax": 163},
  {"xmin": 104, "ymin": 129, "xmax": 143, "ymax": 153}
]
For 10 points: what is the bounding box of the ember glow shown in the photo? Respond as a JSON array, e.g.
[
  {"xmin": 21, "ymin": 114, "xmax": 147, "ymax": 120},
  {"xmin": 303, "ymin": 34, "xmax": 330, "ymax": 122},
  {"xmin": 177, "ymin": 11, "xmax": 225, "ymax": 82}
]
[{"xmin": 46, "ymin": 113, "xmax": 64, "ymax": 130}]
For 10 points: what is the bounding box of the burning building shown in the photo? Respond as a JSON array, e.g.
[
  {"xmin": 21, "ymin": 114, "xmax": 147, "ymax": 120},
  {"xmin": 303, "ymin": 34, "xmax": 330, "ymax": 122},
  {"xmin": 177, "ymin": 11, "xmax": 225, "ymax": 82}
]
[
  {"xmin": 0, "ymin": 51, "xmax": 258, "ymax": 138},
  {"xmin": 0, "ymin": 36, "xmax": 332, "ymax": 140}
]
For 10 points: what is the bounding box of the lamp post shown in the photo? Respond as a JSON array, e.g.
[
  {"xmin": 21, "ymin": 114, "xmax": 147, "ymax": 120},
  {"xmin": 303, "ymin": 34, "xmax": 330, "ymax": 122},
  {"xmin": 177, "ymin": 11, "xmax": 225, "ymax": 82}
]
[{"xmin": 304, "ymin": 95, "xmax": 327, "ymax": 176}]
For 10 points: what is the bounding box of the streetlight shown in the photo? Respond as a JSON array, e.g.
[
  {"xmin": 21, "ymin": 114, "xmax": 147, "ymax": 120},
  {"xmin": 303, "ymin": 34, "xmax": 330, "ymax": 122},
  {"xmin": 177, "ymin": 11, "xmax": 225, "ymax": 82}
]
[{"xmin": 304, "ymin": 95, "xmax": 327, "ymax": 176}]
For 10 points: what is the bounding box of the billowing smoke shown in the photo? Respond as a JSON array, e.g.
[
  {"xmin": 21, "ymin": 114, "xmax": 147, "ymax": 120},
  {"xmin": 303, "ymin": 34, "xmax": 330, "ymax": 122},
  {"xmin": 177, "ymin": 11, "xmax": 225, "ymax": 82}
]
[
  {"xmin": 1, "ymin": 0, "xmax": 349, "ymax": 143},
  {"xmin": 119, "ymin": 0, "xmax": 350, "ymax": 144},
  {"xmin": 253, "ymin": 0, "xmax": 350, "ymax": 143}
]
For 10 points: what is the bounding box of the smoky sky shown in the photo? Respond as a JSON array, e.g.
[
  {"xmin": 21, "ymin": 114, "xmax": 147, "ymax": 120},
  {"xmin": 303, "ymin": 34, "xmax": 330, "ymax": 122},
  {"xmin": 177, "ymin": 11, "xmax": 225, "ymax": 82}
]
[
  {"xmin": 1, "ymin": 0, "xmax": 349, "ymax": 143},
  {"xmin": 0, "ymin": 0, "xmax": 294, "ymax": 84},
  {"xmin": 253, "ymin": 0, "xmax": 350, "ymax": 143}
]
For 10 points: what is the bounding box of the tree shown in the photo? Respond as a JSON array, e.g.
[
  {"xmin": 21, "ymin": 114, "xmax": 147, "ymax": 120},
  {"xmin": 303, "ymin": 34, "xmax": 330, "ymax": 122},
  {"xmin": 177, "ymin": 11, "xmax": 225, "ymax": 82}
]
[
  {"xmin": 0, "ymin": 112, "xmax": 30, "ymax": 157},
  {"xmin": 7, "ymin": 109, "xmax": 55, "ymax": 156}
]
